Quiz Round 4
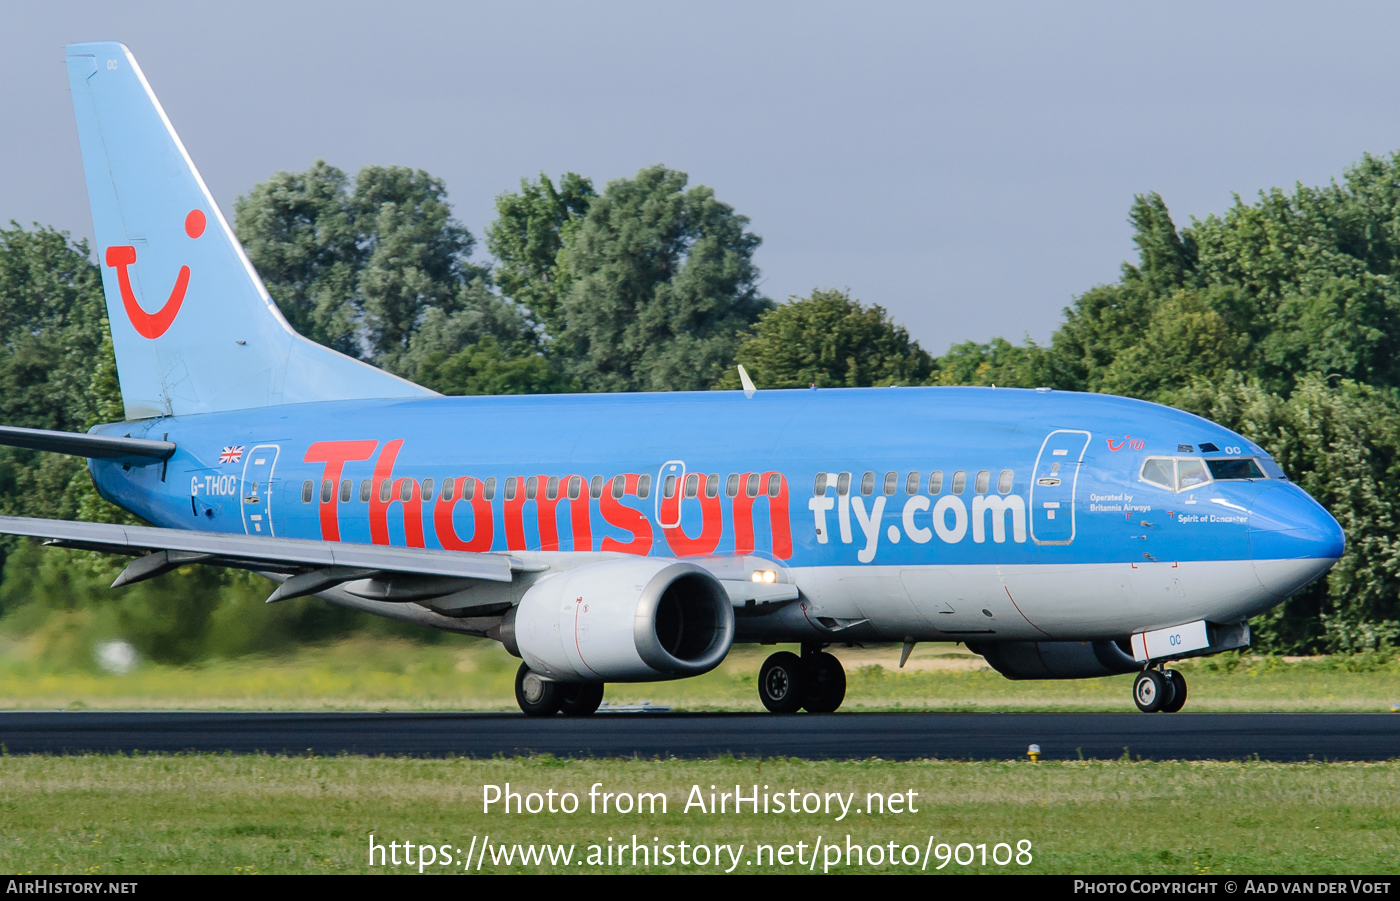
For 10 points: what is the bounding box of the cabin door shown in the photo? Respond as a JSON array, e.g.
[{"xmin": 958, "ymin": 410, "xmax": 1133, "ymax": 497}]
[
  {"xmin": 1028, "ymin": 430, "xmax": 1091, "ymax": 546},
  {"xmin": 240, "ymin": 444, "xmax": 280, "ymax": 536}
]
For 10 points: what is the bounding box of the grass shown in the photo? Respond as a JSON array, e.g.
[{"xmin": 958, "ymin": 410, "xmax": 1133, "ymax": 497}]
[
  {"xmin": 0, "ymin": 634, "xmax": 1398, "ymax": 713},
  {"xmin": 2, "ymin": 636, "xmax": 1396, "ymax": 875},
  {"xmin": 0, "ymin": 754, "xmax": 1396, "ymax": 874}
]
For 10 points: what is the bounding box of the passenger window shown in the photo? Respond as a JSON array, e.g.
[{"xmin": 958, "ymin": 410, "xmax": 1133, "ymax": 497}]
[
  {"xmin": 861, "ymin": 472, "xmax": 875, "ymax": 496},
  {"xmin": 462, "ymin": 478, "xmax": 475, "ymax": 501},
  {"xmin": 974, "ymin": 471, "xmax": 990, "ymax": 494},
  {"xmin": 568, "ymin": 475, "xmax": 581, "ymax": 500},
  {"xmin": 883, "ymin": 472, "xmax": 897, "ymax": 495},
  {"xmin": 1140, "ymin": 458, "xmax": 1174, "ymax": 490},
  {"xmin": 637, "ymin": 475, "xmax": 651, "ymax": 498},
  {"xmin": 1177, "ymin": 458, "xmax": 1211, "ymax": 490},
  {"xmin": 301, "ymin": 480, "xmax": 313, "ymax": 503},
  {"xmin": 399, "ymin": 480, "xmax": 414, "ymax": 502},
  {"xmin": 706, "ymin": 474, "xmax": 719, "ymax": 499},
  {"xmin": 590, "ymin": 475, "xmax": 604, "ymax": 498},
  {"xmin": 837, "ymin": 472, "xmax": 851, "ymax": 496},
  {"xmin": 905, "ymin": 472, "xmax": 920, "ymax": 495},
  {"xmin": 483, "ymin": 477, "xmax": 496, "ymax": 501},
  {"xmin": 612, "ymin": 475, "xmax": 625, "ymax": 499},
  {"xmin": 359, "ymin": 479, "xmax": 371, "ymax": 502},
  {"xmin": 340, "ymin": 479, "xmax": 352, "ymax": 503},
  {"xmin": 767, "ymin": 473, "xmax": 781, "ymax": 497},
  {"xmin": 663, "ymin": 475, "xmax": 677, "ymax": 499},
  {"xmin": 421, "ymin": 478, "xmax": 434, "ymax": 502},
  {"xmin": 320, "ymin": 479, "xmax": 332, "ymax": 503},
  {"xmin": 727, "ymin": 474, "xmax": 740, "ymax": 498},
  {"xmin": 998, "ymin": 470, "xmax": 1013, "ymax": 494},
  {"xmin": 951, "ymin": 471, "xmax": 966, "ymax": 494},
  {"xmin": 928, "ymin": 471, "xmax": 943, "ymax": 494},
  {"xmin": 746, "ymin": 473, "xmax": 760, "ymax": 498},
  {"xmin": 684, "ymin": 473, "xmax": 699, "ymax": 498},
  {"xmin": 546, "ymin": 476, "xmax": 559, "ymax": 500},
  {"xmin": 442, "ymin": 477, "xmax": 455, "ymax": 502},
  {"xmin": 1206, "ymin": 458, "xmax": 1265, "ymax": 480},
  {"xmin": 503, "ymin": 477, "xmax": 517, "ymax": 502},
  {"xmin": 813, "ymin": 473, "xmax": 828, "ymax": 496},
  {"xmin": 380, "ymin": 479, "xmax": 392, "ymax": 503},
  {"xmin": 526, "ymin": 476, "xmax": 538, "ymax": 500}
]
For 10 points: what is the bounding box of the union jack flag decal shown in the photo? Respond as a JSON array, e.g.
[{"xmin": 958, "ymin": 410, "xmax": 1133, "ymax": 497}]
[{"xmin": 220, "ymin": 446, "xmax": 244, "ymax": 464}]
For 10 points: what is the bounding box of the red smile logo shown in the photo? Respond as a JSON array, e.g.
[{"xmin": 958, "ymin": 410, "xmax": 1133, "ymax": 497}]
[{"xmin": 104, "ymin": 209, "xmax": 205, "ymax": 339}]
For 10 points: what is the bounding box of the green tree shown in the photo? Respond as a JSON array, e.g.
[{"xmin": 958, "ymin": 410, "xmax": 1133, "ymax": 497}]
[
  {"xmin": 230, "ymin": 161, "xmax": 362, "ymax": 355},
  {"xmin": 353, "ymin": 165, "xmax": 483, "ymax": 369},
  {"xmin": 721, "ymin": 289, "xmax": 932, "ymax": 389},
  {"xmin": 234, "ymin": 162, "xmax": 502, "ymax": 371},
  {"xmin": 552, "ymin": 165, "xmax": 770, "ymax": 392},
  {"xmin": 0, "ymin": 224, "xmax": 121, "ymax": 528},
  {"xmin": 1176, "ymin": 374, "xmax": 1400, "ymax": 653},
  {"xmin": 930, "ymin": 337, "xmax": 1054, "ymax": 388},
  {"xmin": 486, "ymin": 172, "xmax": 596, "ymax": 339}
]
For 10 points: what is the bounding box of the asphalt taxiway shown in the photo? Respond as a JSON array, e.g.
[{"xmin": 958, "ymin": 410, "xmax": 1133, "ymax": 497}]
[{"xmin": 1, "ymin": 711, "xmax": 1397, "ymax": 760}]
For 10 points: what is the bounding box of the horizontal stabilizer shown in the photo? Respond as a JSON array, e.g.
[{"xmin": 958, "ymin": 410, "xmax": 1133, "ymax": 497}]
[
  {"xmin": 0, "ymin": 425, "xmax": 174, "ymax": 466},
  {"xmin": 0, "ymin": 515, "xmax": 514, "ymax": 584}
]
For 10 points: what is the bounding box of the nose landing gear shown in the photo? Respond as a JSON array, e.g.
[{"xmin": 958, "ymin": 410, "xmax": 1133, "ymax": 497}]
[
  {"xmin": 1133, "ymin": 666, "xmax": 1187, "ymax": 713},
  {"xmin": 758, "ymin": 645, "xmax": 847, "ymax": 713}
]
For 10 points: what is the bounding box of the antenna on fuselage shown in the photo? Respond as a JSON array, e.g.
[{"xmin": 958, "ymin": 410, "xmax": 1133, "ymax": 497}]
[{"xmin": 738, "ymin": 364, "xmax": 757, "ymax": 399}]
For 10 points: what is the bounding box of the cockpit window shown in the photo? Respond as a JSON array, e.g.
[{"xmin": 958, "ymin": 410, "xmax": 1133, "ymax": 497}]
[
  {"xmin": 1140, "ymin": 458, "xmax": 1174, "ymax": 490},
  {"xmin": 1207, "ymin": 458, "xmax": 1265, "ymax": 480},
  {"xmin": 1139, "ymin": 456, "xmax": 1221, "ymax": 492},
  {"xmin": 1177, "ymin": 458, "xmax": 1210, "ymax": 490}
]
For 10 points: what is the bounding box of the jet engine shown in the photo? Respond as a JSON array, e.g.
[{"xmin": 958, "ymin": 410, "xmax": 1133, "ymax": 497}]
[
  {"xmin": 967, "ymin": 639, "xmax": 1139, "ymax": 680},
  {"xmin": 503, "ymin": 558, "xmax": 734, "ymax": 682}
]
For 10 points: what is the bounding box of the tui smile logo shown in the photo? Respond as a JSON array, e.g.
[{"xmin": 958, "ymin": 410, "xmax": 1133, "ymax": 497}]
[{"xmin": 103, "ymin": 209, "xmax": 205, "ymax": 339}]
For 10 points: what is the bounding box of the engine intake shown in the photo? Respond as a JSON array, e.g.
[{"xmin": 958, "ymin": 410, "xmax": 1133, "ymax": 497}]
[
  {"xmin": 967, "ymin": 639, "xmax": 1139, "ymax": 680},
  {"xmin": 511, "ymin": 558, "xmax": 734, "ymax": 682}
]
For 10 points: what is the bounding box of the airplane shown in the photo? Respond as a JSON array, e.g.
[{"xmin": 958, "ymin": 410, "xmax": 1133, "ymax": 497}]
[{"xmin": 0, "ymin": 41, "xmax": 1345, "ymax": 717}]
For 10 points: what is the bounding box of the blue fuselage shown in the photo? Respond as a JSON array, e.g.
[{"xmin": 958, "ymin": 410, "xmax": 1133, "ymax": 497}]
[{"xmin": 89, "ymin": 386, "xmax": 1344, "ymax": 642}]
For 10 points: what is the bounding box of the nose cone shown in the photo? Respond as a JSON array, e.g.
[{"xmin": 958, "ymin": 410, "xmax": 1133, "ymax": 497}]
[{"xmin": 1249, "ymin": 484, "xmax": 1345, "ymax": 598}]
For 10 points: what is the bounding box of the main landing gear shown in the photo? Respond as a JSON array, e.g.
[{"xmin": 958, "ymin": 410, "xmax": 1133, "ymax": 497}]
[
  {"xmin": 758, "ymin": 644, "xmax": 847, "ymax": 713},
  {"xmin": 514, "ymin": 663, "xmax": 605, "ymax": 717},
  {"xmin": 1132, "ymin": 666, "xmax": 1187, "ymax": 713}
]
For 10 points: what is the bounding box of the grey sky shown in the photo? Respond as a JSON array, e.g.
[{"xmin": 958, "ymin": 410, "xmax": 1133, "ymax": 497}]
[{"xmin": 5, "ymin": 2, "xmax": 1400, "ymax": 353}]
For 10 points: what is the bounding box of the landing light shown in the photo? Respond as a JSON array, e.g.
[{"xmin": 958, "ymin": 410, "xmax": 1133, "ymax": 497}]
[{"xmin": 751, "ymin": 570, "xmax": 777, "ymax": 583}]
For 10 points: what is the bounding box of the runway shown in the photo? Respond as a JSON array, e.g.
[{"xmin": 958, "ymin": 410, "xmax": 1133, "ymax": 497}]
[{"xmin": 1, "ymin": 711, "xmax": 1398, "ymax": 760}]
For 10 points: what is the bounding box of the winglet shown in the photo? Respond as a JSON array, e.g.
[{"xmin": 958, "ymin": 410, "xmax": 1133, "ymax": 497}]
[{"xmin": 738, "ymin": 364, "xmax": 757, "ymax": 399}]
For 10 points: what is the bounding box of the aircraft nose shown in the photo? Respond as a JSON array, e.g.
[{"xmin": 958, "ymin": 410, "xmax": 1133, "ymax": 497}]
[{"xmin": 1248, "ymin": 484, "xmax": 1345, "ymax": 598}]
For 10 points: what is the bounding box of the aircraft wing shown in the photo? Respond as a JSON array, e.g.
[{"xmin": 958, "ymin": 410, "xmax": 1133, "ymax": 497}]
[{"xmin": 0, "ymin": 515, "xmax": 514, "ymax": 603}]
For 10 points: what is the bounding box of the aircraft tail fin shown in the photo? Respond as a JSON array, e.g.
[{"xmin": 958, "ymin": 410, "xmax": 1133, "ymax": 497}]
[{"xmin": 65, "ymin": 42, "xmax": 434, "ymax": 420}]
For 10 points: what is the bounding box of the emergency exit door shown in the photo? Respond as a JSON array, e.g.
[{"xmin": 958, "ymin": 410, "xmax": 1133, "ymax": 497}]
[
  {"xmin": 240, "ymin": 444, "xmax": 280, "ymax": 536},
  {"xmin": 1029, "ymin": 430, "xmax": 1091, "ymax": 546}
]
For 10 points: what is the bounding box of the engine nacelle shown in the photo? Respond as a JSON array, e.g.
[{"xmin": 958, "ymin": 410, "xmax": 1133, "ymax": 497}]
[
  {"xmin": 967, "ymin": 639, "xmax": 1139, "ymax": 680},
  {"xmin": 510, "ymin": 558, "xmax": 734, "ymax": 682}
]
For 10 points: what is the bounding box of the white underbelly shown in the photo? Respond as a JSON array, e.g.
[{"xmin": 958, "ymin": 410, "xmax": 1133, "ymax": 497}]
[{"xmin": 791, "ymin": 558, "xmax": 1275, "ymax": 642}]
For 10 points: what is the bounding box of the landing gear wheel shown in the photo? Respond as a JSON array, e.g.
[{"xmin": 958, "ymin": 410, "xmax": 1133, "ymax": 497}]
[
  {"xmin": 802, "ymin": 653, "xmax": 846, "ymax": 713},
  {"xmin": 515, "ymin": 663, "xmax": 560, "ymax": 717},
  {"xmin": 558, "ymin": 682, "xmax": 605, "ymax": 717},
  {"xmin": 758, "ymin": 651, "xmax": 806, "ymax": 713},
  {"xmin": 1161, "ymin": 670, "xmax": 1187, "ymax": 713},
  {"xmin": 1132, "ymin": 669, "xmax": 1175, "ymax": 713}
]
